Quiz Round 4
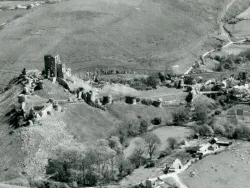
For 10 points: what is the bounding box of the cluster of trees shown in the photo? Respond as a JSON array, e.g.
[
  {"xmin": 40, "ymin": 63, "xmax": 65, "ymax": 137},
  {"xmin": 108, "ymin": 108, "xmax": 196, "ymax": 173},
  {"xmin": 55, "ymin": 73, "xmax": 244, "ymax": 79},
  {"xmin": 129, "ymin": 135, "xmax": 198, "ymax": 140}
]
[
  {"xmin": 46, "ymin": 137, "xmax": 131, "ymax": 186},
  {"xmin": 211, "ymin": 118, "xmax": 250, "ymax": 140},
  {"xmin": 213, "ymin": 49, "xmax": 250, "ymax": 71},
  {"xmin": 172, "ymin": 107, "xmax": 190, "ymax": 126},
  {"xmin": 99, "ymin": 71, "xmax": 178, "ymax": 91},
  {"xmin": 110, "ymin": 119, "xmax": 149, "ymax": 146},
  {"xmin": 46, "ymin": 132, "xmax": 164, "ymax": 186}
]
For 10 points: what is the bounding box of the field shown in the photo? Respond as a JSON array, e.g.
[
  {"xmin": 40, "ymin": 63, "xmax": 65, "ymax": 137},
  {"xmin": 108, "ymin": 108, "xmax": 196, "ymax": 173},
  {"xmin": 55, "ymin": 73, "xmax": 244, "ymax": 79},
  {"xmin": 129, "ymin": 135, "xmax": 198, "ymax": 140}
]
[
  {"xmin": 139, "ymin": 87, "xmax": 187, "ymax": 101},
  {"xmin": 106, "ymin": 103, "xmax": 176, "ymax": 124},
  {"xmin": 152, "ymin": 126, "xmax": 192, "ymax": 150},
  {"xmin": 122, "ymin": 126, "xmax": 192, "ymax": 187},
  {"xmin": 0, "ymin": 0, "xmax": 229, "ymax": 86},
  {"xmin": 0, "ymin": 9, "xmax": 27, "ymax": 24},
  {"xmin": 61, "ymin": 102, "xmax": 120, "ymax": 144},
  {"xmin": 124, "ymin": 126, "xmax": 192, "ymax": 158},
  {"xmin": 223, "ymin": 0, "xmax": 250, "ymax": 21},
  {"xmin": 180, "ymin": 141, "xmax": 250, "ymax": 188}
]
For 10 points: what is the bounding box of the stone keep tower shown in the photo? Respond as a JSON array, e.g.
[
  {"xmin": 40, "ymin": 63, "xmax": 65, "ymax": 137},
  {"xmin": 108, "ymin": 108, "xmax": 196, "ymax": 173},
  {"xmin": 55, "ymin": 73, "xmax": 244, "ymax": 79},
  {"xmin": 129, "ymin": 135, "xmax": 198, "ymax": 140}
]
[
  {"xmin": 44, "ymin": 55, "xmax": 65, "ymax": 78},
  {"xmin": 44, "ymin": 55, "xmax": 57, "ymax": 77}
]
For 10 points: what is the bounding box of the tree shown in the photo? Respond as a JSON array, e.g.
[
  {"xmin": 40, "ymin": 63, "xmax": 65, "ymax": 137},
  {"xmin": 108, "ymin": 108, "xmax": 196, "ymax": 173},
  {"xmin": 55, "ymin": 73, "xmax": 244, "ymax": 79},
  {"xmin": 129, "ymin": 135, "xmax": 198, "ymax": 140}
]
[
  {"xmin": 144, "ymin": 133, "xmax": 161, "ymax": 160},
  {"xmin": 129, "ymin": 139, "xmax": 145, "ymax": 167},
  {"xmin": 183, "ymin": 76, "xmax": 194, "ymax": 85},
  {"xmin": 167, "ymin": 137, "xmax": 178, "ymax": 150},
  {"xmin": 145, "ymin": 74, "xmax": 159, "ymax": 89},
  {"xmin": 185, "ymin": 92, "xmax": 193, "ymax": 103},
  {"xmin": 108, "ymin": 136, "xmax": 123, "ymax": 154},
  {"xmin": 139, "ymin": 120, "xmax": 148, "ymax": 134},
  {"xmin": 116, "ymin": 155, "xmax": 134, "ymax": 177},
  {"xmin": 46, "ymin": 146, "xmax": 84, "ymax": 183},
  {"xmin": 151, "ymin": 117, "xmax": 162, "ymax": 125},
  {"xmin": 193, "ymin": 106, "xmax": 207, "ymax": 124},
  {"xmin": 172, "ymin": 107, "xmax": 189, "ymax": 126}
]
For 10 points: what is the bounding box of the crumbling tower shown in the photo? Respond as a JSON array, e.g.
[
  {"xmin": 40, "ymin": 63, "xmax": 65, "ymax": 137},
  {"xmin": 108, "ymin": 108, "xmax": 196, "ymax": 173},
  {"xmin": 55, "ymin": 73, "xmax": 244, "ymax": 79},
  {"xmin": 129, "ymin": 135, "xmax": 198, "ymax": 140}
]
[
  {"xmin": 44, "ymin": 55, "xmax": 66, "ymax": 79},
  {"xmin": 44, "ymin": 55, "xmax": 57, "ymax": 78}
]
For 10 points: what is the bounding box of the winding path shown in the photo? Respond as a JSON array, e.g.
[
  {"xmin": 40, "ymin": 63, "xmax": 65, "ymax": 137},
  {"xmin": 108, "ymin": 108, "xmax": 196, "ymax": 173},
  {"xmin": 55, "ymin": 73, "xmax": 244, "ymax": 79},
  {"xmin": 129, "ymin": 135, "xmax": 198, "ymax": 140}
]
[{"xmin": 185, "ymin": 0, "xmax": 249, "ymax": 75}]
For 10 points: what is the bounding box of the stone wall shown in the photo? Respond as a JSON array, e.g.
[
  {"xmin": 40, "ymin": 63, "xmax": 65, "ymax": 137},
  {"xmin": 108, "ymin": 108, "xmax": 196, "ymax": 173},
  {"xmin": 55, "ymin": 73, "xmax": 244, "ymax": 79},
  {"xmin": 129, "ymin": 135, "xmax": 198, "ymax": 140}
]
[{"xmin": 56, "ymin": 77, "xmax": 70, "ymax": 90}]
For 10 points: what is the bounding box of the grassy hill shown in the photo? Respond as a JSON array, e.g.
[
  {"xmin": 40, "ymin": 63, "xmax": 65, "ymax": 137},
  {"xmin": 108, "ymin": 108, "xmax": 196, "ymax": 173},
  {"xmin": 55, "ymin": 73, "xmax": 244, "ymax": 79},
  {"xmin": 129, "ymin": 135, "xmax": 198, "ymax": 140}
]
[{"xmin": 0, "ymin": 0, "xmax": 228, "ymax": 82}]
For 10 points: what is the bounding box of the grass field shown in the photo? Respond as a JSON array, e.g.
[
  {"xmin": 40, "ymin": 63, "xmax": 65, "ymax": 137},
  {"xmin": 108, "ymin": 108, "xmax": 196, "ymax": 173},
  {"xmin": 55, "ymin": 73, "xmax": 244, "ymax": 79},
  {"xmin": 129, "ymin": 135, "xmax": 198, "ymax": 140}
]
[
  {"xmin": 139, "ymin": 87, "xmax": 187, "ymax": 101},
  {"xmin": 223, "ymin": 0, "xmax": 250, "ymax": 21},
  {"xmin": 61, "ymin": 102, "xmax": 120, "ymax": 144},
  {"xmin": 106, "ymin": 103, "xmax": 175, "ymax": 123},
  {"xmin": 124, "ymin": 126, "xmax": 192, "ymax": 158},
  {"xmin": 180, "ymin": 141, "xmax": 250, "ymax": 188}
]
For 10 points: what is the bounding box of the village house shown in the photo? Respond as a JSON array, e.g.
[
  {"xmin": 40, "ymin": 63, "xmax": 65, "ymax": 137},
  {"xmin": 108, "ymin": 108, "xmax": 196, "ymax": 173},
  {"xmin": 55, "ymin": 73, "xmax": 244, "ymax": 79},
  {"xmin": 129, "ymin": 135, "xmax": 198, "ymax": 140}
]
[{"xmin": 165, "ymin": 158, "xmax": 184, "ymax": 173}]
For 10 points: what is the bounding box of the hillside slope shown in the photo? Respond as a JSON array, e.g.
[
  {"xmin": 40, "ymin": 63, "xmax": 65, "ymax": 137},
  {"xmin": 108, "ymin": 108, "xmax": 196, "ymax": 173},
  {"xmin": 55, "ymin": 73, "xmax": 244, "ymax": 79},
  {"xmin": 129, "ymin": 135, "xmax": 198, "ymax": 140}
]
[
  {"xmin": 0, "ymin": 79, "xmax": 119, "ymax": 185},
  {"xmin": 0, "ymin": 0, "xmax": 227, "ymax": 81}
]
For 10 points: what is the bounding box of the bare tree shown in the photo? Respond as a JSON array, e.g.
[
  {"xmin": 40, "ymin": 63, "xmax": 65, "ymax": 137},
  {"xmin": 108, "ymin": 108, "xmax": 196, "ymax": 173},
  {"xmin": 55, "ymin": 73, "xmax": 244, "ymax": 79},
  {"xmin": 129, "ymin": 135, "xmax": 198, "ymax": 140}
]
[
  {"xmin": 144, "ymin": 133, "xmax": 161, "ymax": 160},
  {"xmin": 130, "ymin": 139, "xmax": 145, "ymax": 167}
]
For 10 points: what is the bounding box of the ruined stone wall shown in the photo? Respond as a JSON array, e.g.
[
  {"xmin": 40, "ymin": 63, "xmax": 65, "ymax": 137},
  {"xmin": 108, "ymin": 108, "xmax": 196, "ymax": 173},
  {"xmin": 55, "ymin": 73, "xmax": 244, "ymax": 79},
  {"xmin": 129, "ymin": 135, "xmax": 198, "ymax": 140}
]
[
  {"xmin": 44, "ymin": 55, "xmax": 56, "ymax": 77},
  {"xmin": 56, "ymin": 77, "xmax": 70, "ymax": 90}
]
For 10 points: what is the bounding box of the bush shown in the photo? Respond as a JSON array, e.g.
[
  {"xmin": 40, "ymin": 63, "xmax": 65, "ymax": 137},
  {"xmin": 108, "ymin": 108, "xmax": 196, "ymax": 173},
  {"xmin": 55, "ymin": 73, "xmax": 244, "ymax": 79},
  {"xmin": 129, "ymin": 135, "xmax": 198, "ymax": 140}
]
[
  {"xmin": 193, "ymin": 124, "xmax": 214, "ymax": 136},
  {"xmin": 145, "ymin": 160, "xmax": 155, "ymax": 168},
  {"xmin": 172, "ymin": 107, "xmax": 189, "ymax": 126},
  {"xmin": 158, "ymin": 147, "xmax": 172, "ymax": 159},
  {"xmin": 223, "ymin": 123, "xmax": 235, "ymax": 139},
  {"xmin": 183, "ymin": 76, "xmax": 194, "ymax": 85},
  {"xmin": 141, "ymin": 98, "xmax": 153, "ymax": 106},
  {"xmin": 233, "ymin": 124, "xmax": 250, "ymax": 140},
  {"xmin": 151, "ymin": 117, "xmax": 162, "ymax": 125}
]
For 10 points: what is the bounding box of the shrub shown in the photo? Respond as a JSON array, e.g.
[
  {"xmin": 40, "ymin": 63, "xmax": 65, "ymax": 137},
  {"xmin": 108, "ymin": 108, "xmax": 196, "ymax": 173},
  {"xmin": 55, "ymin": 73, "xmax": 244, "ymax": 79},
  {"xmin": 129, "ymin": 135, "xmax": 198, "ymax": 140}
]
[
  {"xmin": 223, "ymin": 123, "xmax": 235, "ymax": 139},
  {"xmin": 158, "ymin": 147, "xmax": 172, "ymax": 159},
  {"xmin": 145, "ymin": 160, "xmax": 155, "ymax": 168},
  {"xmin": 183, "ymin": 76, "xmax": 194, "ymax": 85},
  {"xmin": 141, "ymin": 98, "xmax": 153, "ymax": 106},
  {"xmin": 214, "ymin": 124, "xmax": 226, "ymax": 135},
  {"xmin": 151, "ymin": 117, "xmax": 162, "ymax": 125}
]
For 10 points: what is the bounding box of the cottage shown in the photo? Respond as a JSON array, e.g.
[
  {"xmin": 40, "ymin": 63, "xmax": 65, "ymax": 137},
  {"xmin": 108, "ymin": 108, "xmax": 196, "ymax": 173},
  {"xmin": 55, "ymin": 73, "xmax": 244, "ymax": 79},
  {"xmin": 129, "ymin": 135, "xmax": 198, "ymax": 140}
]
[
  {"xmin": 197, "ymin": 143, "xmax": 211, "ymax": 155},
  {"xmin": 208, "ymin": 144, "xmax": 219, "ymax": 151},
  {"xmin": 165, "ymin": 158, "xmax": 183, "ymax": 173},
  {"xmin": 209, "ymin": 137, "xmax": 219, "ymax": 144}
]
